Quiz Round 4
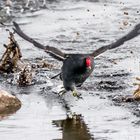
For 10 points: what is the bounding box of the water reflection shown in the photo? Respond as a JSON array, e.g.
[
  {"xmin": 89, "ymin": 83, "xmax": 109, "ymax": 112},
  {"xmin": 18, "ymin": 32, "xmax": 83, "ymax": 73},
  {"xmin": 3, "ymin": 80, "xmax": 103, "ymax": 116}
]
[
  {"xmin": 53, "ymin": 114, "xmax": 94, "ymax": 140},
  {"xmin": 42, "ymin": 90, "xmax": 94, "ymax": 140}
]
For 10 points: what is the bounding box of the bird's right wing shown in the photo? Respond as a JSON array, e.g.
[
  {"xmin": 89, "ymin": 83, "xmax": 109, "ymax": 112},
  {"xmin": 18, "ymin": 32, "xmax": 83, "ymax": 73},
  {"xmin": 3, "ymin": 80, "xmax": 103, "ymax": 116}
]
[
  {"xmin": 90, "ymin": 23, "xmax": 140, "ymax": 57},
  {"xmin": 13, "ymin": 22, "xmax": 66, "ymax": 61}
]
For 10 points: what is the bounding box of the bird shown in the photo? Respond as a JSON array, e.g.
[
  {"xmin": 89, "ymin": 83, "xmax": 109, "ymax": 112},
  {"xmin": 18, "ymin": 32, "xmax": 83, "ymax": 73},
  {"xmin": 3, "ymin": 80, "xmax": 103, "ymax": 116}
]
[{"xmin": 13, "ymin": 22, "xmax": 140, "ymax": 98}]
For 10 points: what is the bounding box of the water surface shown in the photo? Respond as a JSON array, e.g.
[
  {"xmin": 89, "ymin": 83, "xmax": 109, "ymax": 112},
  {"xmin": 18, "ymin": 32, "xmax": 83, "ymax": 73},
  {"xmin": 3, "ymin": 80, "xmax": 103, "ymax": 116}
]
[{"xmin": 0, "ymin": 0, "xmax": 140, "ymax": 140}]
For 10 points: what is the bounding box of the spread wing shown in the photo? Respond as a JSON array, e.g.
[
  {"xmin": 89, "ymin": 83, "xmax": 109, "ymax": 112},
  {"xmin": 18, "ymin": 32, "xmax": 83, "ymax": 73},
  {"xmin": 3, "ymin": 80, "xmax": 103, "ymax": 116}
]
[
  {"xmin": 90, "ymin": 23, "xmax": 140, "ymax": 57},
  {"xmin": 13, "ymin": 21, "xmax": 140, "ymax": 60},
  {"xmin": 13, "ymin": 22, "xmax": 66, "ymax": 61}
]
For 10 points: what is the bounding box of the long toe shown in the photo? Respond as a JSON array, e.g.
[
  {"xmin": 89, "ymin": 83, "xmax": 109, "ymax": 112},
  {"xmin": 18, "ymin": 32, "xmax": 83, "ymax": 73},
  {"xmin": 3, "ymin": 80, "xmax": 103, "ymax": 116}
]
[
  {"xmin": 58, "ymin": 90, "xmax": 66, "ymax": 96},
  {"xmin": 76, "ymin": 93, "xmax": 83, "ymax": 99}
]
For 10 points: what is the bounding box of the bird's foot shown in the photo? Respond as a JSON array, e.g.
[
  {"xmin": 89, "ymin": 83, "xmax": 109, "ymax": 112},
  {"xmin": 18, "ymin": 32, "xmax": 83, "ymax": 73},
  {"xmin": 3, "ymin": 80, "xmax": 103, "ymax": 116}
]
[
  {"xmin": 58, "ymin": 88, "xmax": 66, "ymax": 97},
  {"xmin": 72, "ymin": 90, "xmax": 83, "ymax": 99}
]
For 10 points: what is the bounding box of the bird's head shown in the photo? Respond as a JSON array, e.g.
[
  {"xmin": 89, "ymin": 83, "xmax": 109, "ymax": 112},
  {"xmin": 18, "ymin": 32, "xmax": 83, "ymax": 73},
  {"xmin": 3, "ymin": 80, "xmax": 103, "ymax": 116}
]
[{"xmin": 85, "ymin": 57, "xmax": 92, "ymax": 70}]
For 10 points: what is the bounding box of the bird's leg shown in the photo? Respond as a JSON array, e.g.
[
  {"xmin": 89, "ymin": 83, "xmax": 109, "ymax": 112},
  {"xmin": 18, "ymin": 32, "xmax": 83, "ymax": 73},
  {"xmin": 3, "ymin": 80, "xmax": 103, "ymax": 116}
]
[{"xmin": 72, "ymin": 89, "xmax": 82, "ymax": 99}]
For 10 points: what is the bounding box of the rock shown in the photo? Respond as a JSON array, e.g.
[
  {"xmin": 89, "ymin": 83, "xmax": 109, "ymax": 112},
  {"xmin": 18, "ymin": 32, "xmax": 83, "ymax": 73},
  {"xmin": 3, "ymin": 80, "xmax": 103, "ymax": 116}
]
[{"xmin": 0, "ymin": 90, "xmax": 21, "ymax": 115}]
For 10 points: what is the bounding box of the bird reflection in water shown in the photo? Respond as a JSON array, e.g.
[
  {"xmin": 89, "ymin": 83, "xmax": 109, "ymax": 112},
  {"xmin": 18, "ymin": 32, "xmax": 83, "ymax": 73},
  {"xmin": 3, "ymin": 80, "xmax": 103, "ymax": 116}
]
[
  {"xmin": 53, "ymin": 114, "xmax": 94, "ymax": 140},
  {"xmin": 52, "ymin": 98, "xmax": 94, "ymax": 140}
]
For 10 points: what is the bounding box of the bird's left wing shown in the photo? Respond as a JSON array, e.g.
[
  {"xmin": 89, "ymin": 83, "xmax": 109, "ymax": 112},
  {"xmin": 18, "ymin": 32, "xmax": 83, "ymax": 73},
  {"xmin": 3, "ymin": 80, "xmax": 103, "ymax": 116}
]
[
  {"xmin": 13, "ymin": 22, "xmax": 66, "ymax": 61},
  {"xmin": 90, "ymin": 23, "xmax": 140, "ymax": 57}
]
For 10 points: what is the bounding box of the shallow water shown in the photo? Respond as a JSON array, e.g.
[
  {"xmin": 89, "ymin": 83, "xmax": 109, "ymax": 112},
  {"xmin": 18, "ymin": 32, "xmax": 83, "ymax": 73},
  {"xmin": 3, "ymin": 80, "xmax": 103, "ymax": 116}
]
[{"xmin": 0, "ymin": 0, "xmax": 140, "ymax": 140}]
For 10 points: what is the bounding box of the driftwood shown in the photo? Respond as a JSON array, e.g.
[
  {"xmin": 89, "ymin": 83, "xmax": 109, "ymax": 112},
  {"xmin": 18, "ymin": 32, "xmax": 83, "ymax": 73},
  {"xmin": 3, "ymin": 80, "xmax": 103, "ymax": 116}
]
[
  {"xmin": 0, "ymin": 30, "xmax": 33, "ymax": 85},
  {"xmin": 17, "ymin": 65, "xmax": 32, "ymax": 86},
  {"xmin": 0, "ymin": 30, "xmax": 22, "ymax": 73},
  {"xmin": 133, "ymin": 77, "xmax": 140, "ymax": 100},
  {"xmin": 0, "ymin": 30, "xmax": 53, "ymax": 86},
  {"xmin": 122, "ymin": 77, "xmax": 140, "ymax": 102}
]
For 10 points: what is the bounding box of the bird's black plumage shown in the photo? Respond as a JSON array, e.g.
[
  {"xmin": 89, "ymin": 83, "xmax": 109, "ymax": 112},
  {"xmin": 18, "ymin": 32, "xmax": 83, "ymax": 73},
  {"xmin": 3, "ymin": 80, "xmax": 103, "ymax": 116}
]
[
  {"xmin": 61, "ymin": 54, "xmax": 94, "ymax": 91},
  {"xmin": 12, "ymin": 21, "xmax": 140, "ymax": 97}
]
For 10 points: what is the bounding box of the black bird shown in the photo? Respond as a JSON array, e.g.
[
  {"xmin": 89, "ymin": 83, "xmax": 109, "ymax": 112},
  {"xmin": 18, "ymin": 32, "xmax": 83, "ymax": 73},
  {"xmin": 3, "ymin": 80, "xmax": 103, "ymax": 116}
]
[{"xmin": 13, "ymin": 22, "xmax": 140, "ymax": 98}]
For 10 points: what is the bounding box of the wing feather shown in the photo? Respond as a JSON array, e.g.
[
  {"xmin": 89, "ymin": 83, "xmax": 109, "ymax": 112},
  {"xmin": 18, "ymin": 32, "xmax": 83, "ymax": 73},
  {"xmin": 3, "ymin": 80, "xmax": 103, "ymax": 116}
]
[
  {"xmin": 13, "ymin": 22, "xmax": 66, "ymax": 61},
  {"xmin": 91, "ymin": 23, "xmax": 140, "ymax": 57}
]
